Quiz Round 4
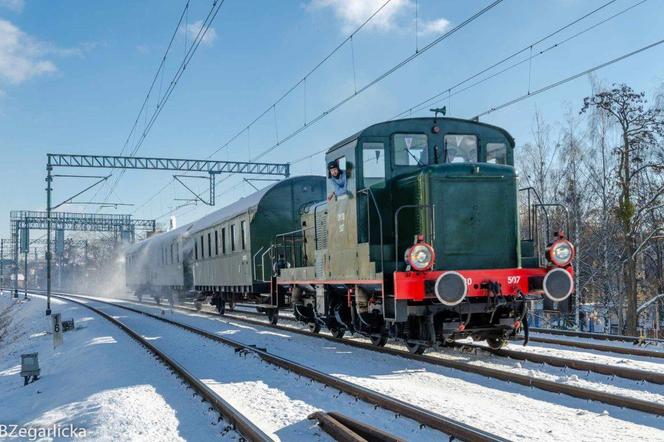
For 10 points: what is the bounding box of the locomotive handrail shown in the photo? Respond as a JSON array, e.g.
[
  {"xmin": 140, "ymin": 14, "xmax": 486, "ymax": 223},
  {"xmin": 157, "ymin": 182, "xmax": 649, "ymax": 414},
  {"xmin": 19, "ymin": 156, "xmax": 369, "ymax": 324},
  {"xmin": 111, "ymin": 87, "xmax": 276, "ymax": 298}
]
[
  {"xmin": 274, "ymin": 226, "xmax": 316, "ymax": 269},
  {"xmin": 394, "ymin": 204, "xmax": 435, "ymax": 272},
  {"xmin": 252, "ymin": 246, "xmax": 264, "ymax": 281},
  {"xmin": 358, "ymin": 187, "xmax": 384, "ymax": 273},
  {"xmin": 260, "ymin": 246, "xmax": 273, "ymax": 282}
]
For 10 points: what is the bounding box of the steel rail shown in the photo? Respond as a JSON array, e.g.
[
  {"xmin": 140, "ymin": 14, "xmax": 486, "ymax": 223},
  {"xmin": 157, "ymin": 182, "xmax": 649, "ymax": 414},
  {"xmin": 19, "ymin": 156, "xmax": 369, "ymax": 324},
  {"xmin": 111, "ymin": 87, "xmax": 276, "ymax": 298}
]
[
  {"xmin": 50, "ymin": 292, "xmax": 506, "ymax": 442},
  {"xmin": 171, "ymin": 303, "xmax": 664, "ymax": 415},
  {"xmin": 529, "ymin": 336, "xmax": 664, "ymax": 359},
  {"xmin": 33, "ymin": 290, "xmax": 664, "ymax": 418},
  {"xmin": 530, "ymin": 327, "xmax": 664, "ymax": 345},
  {"xmin": 308, "ymin": 411, "xmax": 406, "ymax": 442},
  {"xmin": 44, "ymin": 293, "xmax": 272, "ymax": 442},
  {"xmin": 225, "ymin": 304, "xmax": 664, "ymax": 384}
]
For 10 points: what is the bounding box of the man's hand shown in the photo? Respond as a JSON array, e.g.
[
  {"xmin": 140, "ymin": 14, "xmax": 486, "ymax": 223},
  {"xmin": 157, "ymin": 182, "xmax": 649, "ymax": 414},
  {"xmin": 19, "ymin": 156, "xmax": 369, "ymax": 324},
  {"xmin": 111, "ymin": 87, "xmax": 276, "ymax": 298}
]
[{"xmin": 327, "ymin": 192, "xmax": 335, "ymax": 201}]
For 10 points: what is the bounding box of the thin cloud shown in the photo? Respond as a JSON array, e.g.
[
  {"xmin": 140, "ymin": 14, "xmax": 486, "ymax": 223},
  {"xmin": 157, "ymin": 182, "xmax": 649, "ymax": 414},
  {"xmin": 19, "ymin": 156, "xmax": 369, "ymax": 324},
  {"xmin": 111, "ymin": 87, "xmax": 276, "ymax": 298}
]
[
  {"xmin": 0, "ymin": 19, "xmax": 94, "ymax": 86},
  {"xmin": 418, "ymin": 17, "xmax": 450, "ymax": 36},
  {"xmin": 309, "ymin": 0, "xmax": 410, "ymax": 33},
  {"xmin": 179, "ymin": 19, "xmax": 217, "ymax": 46},
  {"xmin": 0, "ymin": 0, "xmax": 24, "ymax": 12}
]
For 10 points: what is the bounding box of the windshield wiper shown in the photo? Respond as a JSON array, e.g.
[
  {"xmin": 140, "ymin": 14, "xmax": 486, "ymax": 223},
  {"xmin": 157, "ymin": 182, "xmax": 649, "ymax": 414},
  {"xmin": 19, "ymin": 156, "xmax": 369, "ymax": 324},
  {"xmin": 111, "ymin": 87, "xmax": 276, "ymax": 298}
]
[{"xmin": 406, "ymin": 148, "xmax": 425, "ymax": 167}]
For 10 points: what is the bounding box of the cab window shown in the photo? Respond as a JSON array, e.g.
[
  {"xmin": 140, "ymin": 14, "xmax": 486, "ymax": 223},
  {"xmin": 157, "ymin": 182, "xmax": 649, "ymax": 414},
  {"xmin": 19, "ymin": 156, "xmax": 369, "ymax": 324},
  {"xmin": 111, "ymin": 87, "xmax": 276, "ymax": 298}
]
[
  {"xmin": 486, "ymin": 142, "xmax": 507, "ymax": 164},
  {"xmin": 444, "ymin": 134, "xmax": 478, "ymax": 163},
  {"xmin": 393, "ymin": 134, "xmax": 427, "ymax": 166},
  {"xmin": 362, "ymin": 142, "xmax": 384, "ymax": 187}
]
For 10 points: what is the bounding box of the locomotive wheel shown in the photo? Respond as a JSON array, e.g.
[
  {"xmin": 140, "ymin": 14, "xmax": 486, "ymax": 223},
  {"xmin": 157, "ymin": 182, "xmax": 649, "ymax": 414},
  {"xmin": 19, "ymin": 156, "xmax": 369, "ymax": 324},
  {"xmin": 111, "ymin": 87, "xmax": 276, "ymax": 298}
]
[
  {"xmin": 216, "ymin": 300, "xmax": 226, "ymax": 315},
  {"xmin": 486, "ymin": 337, "xmax": 508, "ymax": 350},
  {"xmin": 370, "ymin": 334, "xmax": 388, "ymax": 347},
  {"xmin": 308, "ymin": 322, "xmax": 321, "ymax": 334},
  {"xmin": 330, "ymin": 327, "xmax": 345, "ymax": 339},
  {"xmin": 406, "ymin": 342, "xmax": 426, "ymax": 355},
  {"xmin": 267, "ymin": 309, "xmax": 279, "ymax": 325}
]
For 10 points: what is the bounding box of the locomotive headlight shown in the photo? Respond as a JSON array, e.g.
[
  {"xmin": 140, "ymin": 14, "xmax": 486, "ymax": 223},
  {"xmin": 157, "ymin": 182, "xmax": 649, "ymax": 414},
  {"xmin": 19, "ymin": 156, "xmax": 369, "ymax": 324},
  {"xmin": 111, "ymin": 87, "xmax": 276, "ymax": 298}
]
[
  {"xmin": 547, "ymin": 239, "xmax": 574, "ymax": 267},
  {"xmin": 405, "ymin": 243, "xmax": 435, "ymax": 271}
]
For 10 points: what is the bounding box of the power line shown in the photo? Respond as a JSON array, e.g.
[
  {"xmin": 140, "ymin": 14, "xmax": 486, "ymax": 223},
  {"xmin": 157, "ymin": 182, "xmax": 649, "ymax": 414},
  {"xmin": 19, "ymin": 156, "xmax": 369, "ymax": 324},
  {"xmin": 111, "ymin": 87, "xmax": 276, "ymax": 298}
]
[
  {"xmin": 251, "ymin": 0, "xmax": 504, "ymax": 162},
  {"xmin": 392, "ymin": 0, "xmax": 628, "ymax": 119},
  {"xmin": 472, "ymin": 37, "xmax": 664, "ymax": 119},
  {"xmin": 101, "ymin": 0, "xmax": 226, "ymax": 207},
  {"xmin": 189, "ymin": 0, "xmax": 503, "ymax": 215},
  {"xmin": 132, "ymin": 0, "xmax": 396, "ymax": 216}
]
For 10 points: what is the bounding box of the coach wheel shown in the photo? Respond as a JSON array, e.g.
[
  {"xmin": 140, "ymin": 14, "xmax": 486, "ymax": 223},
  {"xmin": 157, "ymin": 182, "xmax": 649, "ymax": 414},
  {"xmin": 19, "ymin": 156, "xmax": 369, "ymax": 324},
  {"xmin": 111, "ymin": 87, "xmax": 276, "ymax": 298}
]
[
  {"xmin": 330, "ymin": 327, "xmax": 345, "ymax": 339},
  {"xmin": 406, "ymin": 342, "xmax": 426, "ymax": 355},
  {"xmin": 256, "ymin": 307, "xmax": 265, "ymax": 314},
  {"xmin": 370, "ymin": 334, "xmax": 388, "ymax": 347},
  {"xmin": 267, "ymin": 309, "xmax": 279, "ymax": 325},
  {"xmin": 486, "ymin": 337, "xmax": 507, "ymax": 350},
  {"xmin": 154, "ymin": 297, "xmax": 161, "ymax": 305},
  {"xmin": 168, "ymin": 294, "xmax": 174, "ymax": 307},
  {"xmin": 308, "ymin": 322, "xmax": 321, "ymax": 334},
  {"xmin": 216, "ymin": 300, "xmax": 226, "ymax": 315},
  {"xmin": 228, "ymin": 300, "xmax": 235, "ymax": 311},
  {"xmin": 194, "ymin": 300, "xmax": 202, "ymax": 311}
]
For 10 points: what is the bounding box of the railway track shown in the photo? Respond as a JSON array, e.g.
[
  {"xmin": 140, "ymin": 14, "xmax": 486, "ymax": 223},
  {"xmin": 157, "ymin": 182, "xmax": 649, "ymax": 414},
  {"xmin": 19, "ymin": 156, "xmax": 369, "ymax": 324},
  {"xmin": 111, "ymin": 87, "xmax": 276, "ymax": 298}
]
[
  {"xmin": 231, "ymin": 303, "xmax": 664, "ymax": 361},
  {"xmin": 48, "ymin": 292, "xmax": 506, "ymax": 442},
  {"xmin": 225, "ymin": 304, "xmax": 664, "ymax": 384},
  {"xmin": 85, "ymin": 293, "xmax": 664, "ymax": 417},
  {"xmin": 529, "ymin": 327, "xmax": 664, "ymax": 345},
  {"xmin": 43, "ymin": 293, "xmax": 271, "ymax": 442}
]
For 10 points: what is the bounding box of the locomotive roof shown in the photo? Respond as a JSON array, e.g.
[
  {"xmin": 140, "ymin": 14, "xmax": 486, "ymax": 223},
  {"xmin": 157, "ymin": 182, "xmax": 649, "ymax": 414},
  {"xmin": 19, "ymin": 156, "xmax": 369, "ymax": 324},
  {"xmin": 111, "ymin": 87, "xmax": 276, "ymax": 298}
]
[{"xmin": 325, "ymin": 117, "xmax": 515, "ymax": 154}]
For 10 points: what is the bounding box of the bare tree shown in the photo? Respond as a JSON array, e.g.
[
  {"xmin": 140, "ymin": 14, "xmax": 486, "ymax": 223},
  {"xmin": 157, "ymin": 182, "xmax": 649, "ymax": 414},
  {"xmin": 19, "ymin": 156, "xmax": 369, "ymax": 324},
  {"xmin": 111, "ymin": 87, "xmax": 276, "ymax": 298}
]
[{"xmin": 581, "ymin": 84, "xmax": 664, "ymax": 335}]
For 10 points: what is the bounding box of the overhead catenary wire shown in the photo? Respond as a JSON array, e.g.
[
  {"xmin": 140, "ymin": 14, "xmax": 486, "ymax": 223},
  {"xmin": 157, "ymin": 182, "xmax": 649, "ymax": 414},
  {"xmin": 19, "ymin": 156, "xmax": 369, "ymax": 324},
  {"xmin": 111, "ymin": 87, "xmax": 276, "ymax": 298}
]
[
  {"xmin": 101, "ymin": 0, "xmax": 226, "ymax": 208},
  {"xmin": 394, "ymin": 0, "xmax": 648, "ymax": 118},
  {"xmin": 472, "ymin": 37, "xmax": 664, "ymax": 119},
  {"xmin": 392, "ymin": 0, "xmax": 624, "ymax": 119},
  {"xmin": 170, "ymin": 0, "xmax": 504, "ymax": 220},
  {"xmin": 132, "ymin": 0, "xmax": 396, "ymax": 217}
]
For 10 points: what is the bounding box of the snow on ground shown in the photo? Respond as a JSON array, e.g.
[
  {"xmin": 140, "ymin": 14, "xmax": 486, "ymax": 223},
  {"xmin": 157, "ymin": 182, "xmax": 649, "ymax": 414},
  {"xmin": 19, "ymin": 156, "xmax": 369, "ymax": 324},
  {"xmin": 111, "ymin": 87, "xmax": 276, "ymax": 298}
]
[
  {"xmin": 71, "ymin": 297, "xmax": 445, "ymax": 441},
  {"xmin": 93, "ymin": 293, "xmax": 664, "ymax": 441},
  {"xmin": 0, "ymin": 291, "xmax": 238, "ymax": 441},
  {"xmin": 202, "ymin": 302, "xmax": 664, "ymax": 401}
]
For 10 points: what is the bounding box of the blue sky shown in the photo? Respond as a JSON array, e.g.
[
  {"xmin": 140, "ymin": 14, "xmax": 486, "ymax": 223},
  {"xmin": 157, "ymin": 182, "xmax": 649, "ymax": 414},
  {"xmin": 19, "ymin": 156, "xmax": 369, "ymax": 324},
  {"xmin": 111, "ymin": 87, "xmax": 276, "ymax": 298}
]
[{"xmin": 1, "ymin": 0, "xmax": 663, "ymax": 237}]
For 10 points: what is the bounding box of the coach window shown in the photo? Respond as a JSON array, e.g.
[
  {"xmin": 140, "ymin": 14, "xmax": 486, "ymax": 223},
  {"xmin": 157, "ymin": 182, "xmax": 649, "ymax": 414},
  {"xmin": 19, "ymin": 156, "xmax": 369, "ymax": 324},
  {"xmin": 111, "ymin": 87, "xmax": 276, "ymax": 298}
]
[
  {"xmin": 176, "ymin": 242, "xmax": 180, "ymax": 263},
  {"xmin": 200, "ymin": 235, "xmax": 205, "ymax": 259},
  {"xmin": 170, "ymin": 244, "xmax": 174, "ymax": 264},
  {"xmin": 393, "ymin": 134, "xmax": 427, "ymax": 166},
  {"xmin": 221, "ymin": 228, "xmax": 227, "ymax": 254},
  {"xmin": 486, "ymin": 142, "xmax": 507, "ymax": 165},
  {"xmin": 444, "ymin": 134, "xmax": 478, "ymax": 163},
  {"xmin": 231, "ymin": 224, "xmax": 236, "ymax": 252},
  {"xmin": 207, "ymin": 233, "xmax": 212, "ymax": 258},
  {"xmin": 214, "ymin": 230, "xmax": 219, "ymax": 256},
  {"xmin": 194, "ymin": 241, "xmax": 198, "ymax": 260},
  {"xmin": 240, "ymin": 221, "xmax": 246, "ymax": 250},
  {"xmin": 362, "ymin": 142, "xmax": 385, "ymax": 187}
]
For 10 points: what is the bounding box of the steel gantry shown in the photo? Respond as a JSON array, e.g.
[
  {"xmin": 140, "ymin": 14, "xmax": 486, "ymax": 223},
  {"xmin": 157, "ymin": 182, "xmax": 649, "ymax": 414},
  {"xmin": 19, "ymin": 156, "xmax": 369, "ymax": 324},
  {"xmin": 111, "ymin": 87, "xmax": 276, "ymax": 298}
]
[
  {"xmin": 10, "ymin": 210, "xmax": 156, "ymax": 307},
  {"xmin": 42, "ymin": 153, "xmax": 290, "ymax": 316}
]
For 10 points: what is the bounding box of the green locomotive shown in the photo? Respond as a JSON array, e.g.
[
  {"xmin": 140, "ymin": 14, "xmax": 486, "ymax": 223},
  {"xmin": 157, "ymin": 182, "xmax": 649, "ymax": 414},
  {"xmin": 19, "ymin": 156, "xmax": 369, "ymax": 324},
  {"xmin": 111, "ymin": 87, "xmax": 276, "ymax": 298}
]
[{"xmin": 272, "ymin": 116, "xmax": 575, "ymax": 352}]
